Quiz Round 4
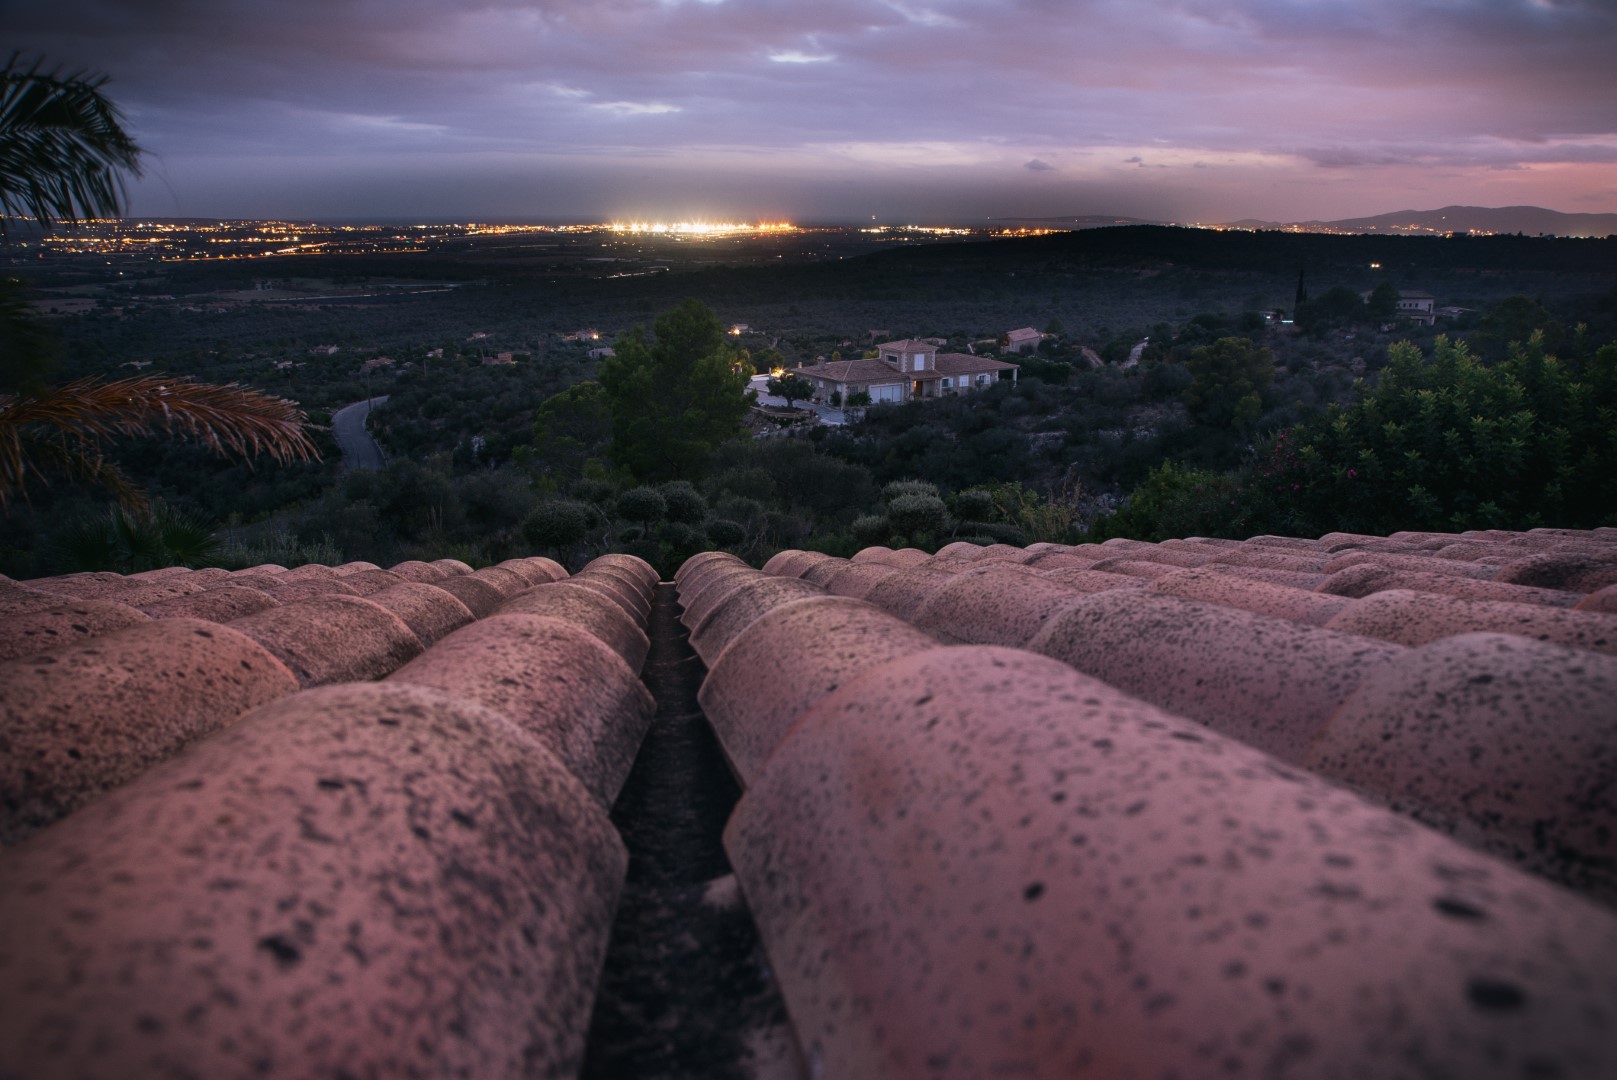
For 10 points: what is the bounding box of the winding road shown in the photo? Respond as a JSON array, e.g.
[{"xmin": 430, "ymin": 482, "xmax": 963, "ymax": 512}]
[{"xmin": 331, "ymin": 396, "xmax": 389, "ymax": 471}]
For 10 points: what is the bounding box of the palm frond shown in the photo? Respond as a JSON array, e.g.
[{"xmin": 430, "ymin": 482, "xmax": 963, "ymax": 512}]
[
  {"xmin": 0, "ymin": 375, "xmax": 320, "ymax": 507},
  {"xmin": 0, "ymin": 53, "xmax": 144, "ymax": 235}
]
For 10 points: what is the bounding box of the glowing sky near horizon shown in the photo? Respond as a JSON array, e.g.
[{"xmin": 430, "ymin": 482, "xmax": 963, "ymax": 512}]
[{"xmin": 12, "ymin": 0, "xmax": 1617, "ymax": 223}]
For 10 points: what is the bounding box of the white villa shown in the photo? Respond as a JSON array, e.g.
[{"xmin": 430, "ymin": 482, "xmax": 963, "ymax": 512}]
[{"xmin": 793, "ymin": 339, "xmax": 1019, "ymax": 405}]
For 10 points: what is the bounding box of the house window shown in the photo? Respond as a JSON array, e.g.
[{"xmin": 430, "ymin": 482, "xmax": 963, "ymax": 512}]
[
  {"xmin": 915, "ymin": 353, "xmax": 927, "ymax": 371},
  {"xmin": 941, "ymin": 377, "xmax": 952, "ymax": 389}
]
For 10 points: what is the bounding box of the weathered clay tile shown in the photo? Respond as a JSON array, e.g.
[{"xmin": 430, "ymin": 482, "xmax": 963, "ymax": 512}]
[
  {"xmin": 1162, "ymin": 535, "xmax": 1242, "ymax": 549},
  {"xmin": 330, "ymin": 567, "xmax": 407, "ymax": 595},
  {"xmin": 1241, "ymin": 533, "xmax": 1327, "ymax": 552},
  {"xmin": 498, "ymin": 582, "xmax": 652, "ymax": 673},
  {"xmin": 1208, "ymin": 548, "xmax": 1331, "ymax": 573},
  {"xmin": 0, "ymin": 579, "xmax": 61, "ymax": 615},
  {"xmin": 974, "ymin": 543, "xmax": 1043, "ymax": 563},
  {"xmin": 848, "ymin": 545, "xmax": 896, "ymax": 565},
  {"xmin": 685, "ymin": 575, "xmax": 824, "ymax": 665},
  {"xmin": 1323, "ymin": 550, "xmax": 1500, "ymax": 578},
  {"xmin": 244, "ymin": 576, "xmax": 362, "ymax": 604},
  {"xmin": 762, "ymin": 550, "xmax": 835, "ymax": 578},
  {"xmin": 800, "ymin": 557, "xmax": 855, "ymax": 587},
  {"xmin": 1430, "ymin": 541, "xmax": 1515, "ymax": 561},
  {"xmin": 387, "ymin": 614, "xmax": 654, "ymax": 805},
  {"xmin": 274, "ymin": 563, "xmax": 341, "ymax": 583},
  {"xmin": 569, "ymin": 571, "xmax": 650, "ymax": 624},
  {"xmin": 935, "ymin": 541, "xmax": 989, "ymax": 560},
  {"xmin": 364, "ymin": 582, "xmax": 476, "ymax": 647},
  {"xmin": 858, "ymin": 567, "xmax": 964, "ymax": 622},
  {"xmin": 1032, "ymin": 567, "xmax": 1150, "ymax": 594},
  {"xmin": 585, "ymin": 553, "xmax": 658, "ymax": 590},
  {"xmin": 1084, "ymin": 556, "xmax": 1178, "ymax": 580},
  {"xmin": 673, "ymin": 553, "xmax": 751, "ymax": 600},
  {"xmin": 386, "ymin": 559, "xmax": 449, "ymax": 583},
  {"xmin": 0, "ymin": 618, "xmax": 299, "ymax": 844},
  {"xmin": 521, "ymin": 555, "xmax": 571, "ymax": 582},
  {"xmin": 674, "ymin": 550, "xmax": 747, "ymax": 588},
  {"xmin": 0, "ymin": 599, "xmax": 151, "ymax": 661},
  {"xmin": 493, "ymin": 557, "xmax": 560, "ymax": 587},
  {"xmin": 1492, "ymin": 553, "xmax": 1617, "ymax": 593},
  {"xmin": 431, "ymin": 556, "xmax": 475, "ymax": 575},
  {"xmin": 698, "ymin": 596, "xmax": 937, "ymax": 783},
  {"xmin": 234, "ymin": 562, "xmax": 288, "ymax": 575},
  {"xmin": 910, "ymin": 564, "xmax": 1086, "ymax": 646},
  {"xmin": 1020, "ymin": 550, "xmax": 1100, "ymax": 570},
  {"xmin": 1149, "ymin": 566, "xmax": 1354, "ymax": 626},
  {"xmin": 1306, "ymin": 632, "xmax": 1617, "ymax": 903},
  {"xmin": 127, "ymin": 565, "xmax": 192, "ymax": 581},
  {"xmin": 139, "ymin": 583, "xmax": 282, "ymax": 622},
  {"xmin": 1098, "ymin": 537, "xmax": 1152, "ymax": 551},
  {"xmin": 818, "ymin": 561, "xmax": 902, "ymax": 600},
  {"xmin": 1027, "ymin": 590, "xmax": 1405, "ymax": 761},
  {"xmin": 1316, "ymin": 563, "xmax": 1583, "ymax": 607},
  {"xmin": 0, "ymin": 681, "xmax": 626, "ymax": 1080},
  {"xmin": 229, "ymin": 595, "xmax": 424, "ymax": 686},
  {"xmin": 728, "ymin": 645, "xmax": 1617, "ymax": 1080},
  {"xmin": 678, "ymin": 564, "xmax": 771, "ymax": 629},
  {"xmin": 466, "ymin": 564, "xmax": 532, "ymax": 598},
  {"xmin": 1323, "ymin": 589, "xmax": 1617, "ymax": 654},
  {"xmin": 870, "ymin": 547, "xmax": 933, "ymax": 568},
  {"xmin": 433, "ymin": 573, "xmax": 511, "ymax": 618},
  {"xmin": 576, "ymin": 561, "xmax": 653, "ymax": 605},
  {"xmin": 1098, "ymin": 545, "xmax": 1216, "ymax": 568},
  {"xmin": 1577, "ymin": 585, "xmax": 1617, "ymax": 614},
  {"xmin": 332, "ymin": 560, "xmax": 382, "ymax": 574},
  {"xmin": 1200, "ymin": 563, "xmax": 1328, "ymax": 589}
]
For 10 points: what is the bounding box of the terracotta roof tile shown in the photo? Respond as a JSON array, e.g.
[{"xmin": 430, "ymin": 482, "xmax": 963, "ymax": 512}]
[
  {"xmin": 1031, "ymin": 566, "xmax": 1149, "ymax": 594},
  {"xmin": 274, "ymin": 563, "xmax": 341, "ymax": 583},
  {"xmin": 0, "ymin": 579, "xmax": 61, "ymax": 615},
  {"xmin": 727, "ymin": 645, "xmax": 1617, "ymax": 1079},
  {"xmin": 1027, "ymin": 590, "xmax": 1405, "ymax": 761},
  {"xmin": 1084, "ymin": 556, "xmax": 1179, "ymax": 580},
  {"xmin": 0, "ymin": 619, "xmax": 299, "ymax": 843},
  {"xmin": 332, "ymin": 560, "xmax": 382, "ymax": 574},
  {"xmin": 0, "ymin": 599, "xmax": 152, "ymax": 661},
  {"xmin": 466, "ymin": 564, "xmax": 532, "ymax": 598},
  {"xmin": 229, "ymin": 595, "xmax": 424, "ymax": 686},
  {"xmin": 935, "ymin": 540, "xmax": 990, "ymax": 560},
  {"xmin": 1149, "ymin": 566, "xmax": 1353, "ymax": 626},
  {"xmin": 676, "ymin": 551, "xmax": 748, "ymax": 588},
  {"xmin": 1322, "ymin": 550, "xmax": 1500, "ymax": 578},
  {"xmin": 1578, "ymin": 585, "xmax": 1617, "ymax": 614},
  {"xmin": 493, "ymin": 557, "xmax": 564, "ymax": 587},
  {"xmin": 387, "ymin": 614, "xmax": 654, "ymax": 805},
  {"xmin": 857, "ymin": 566, "xmax": 964, "ymax": 622},
  {"xmin": 849, "ymin": 546, "xmax": 931, "ymax": 568},
  {"xmin": 762, "ymin": 550, "xmax": 836, "ymax": 578},
  {"xmin": 585, "ymin": 553, "xmax": 657, "ymax": 590},
  {"xmin": 385, "ymin": 559, "xmax": 449, "ymax": 583},
  {"xmin": 138, "ymin": 583, "xmax": 282, "ymax": 621},
  {"xmin": 1020, "ymin": 550, "xmax": 1100, "ymax": 570},
  {"xmin": 1305, "ymin": 632, "xmax": 1617, "ymax": 902},
  {"xmin": 363, "ymin": 582, "xmax": 476, "ymax": 647},
  {"xmin": 568, "ymin": 570, "xmax": 651, "ymax": 623},
  {"xmin": 0, "ymin": 681, "xmax": 624, "ymax": 1078},
  {"xmin": 332, "ymin": 567, "xmax": 407, "ymax": 595},
  {"xmin": 1200, "ymin": 563, "xmax": 1327, "ymax": 589},
  {"xmin": 1322, "ymin": 589, "xmax": 1617, "ymax": 653},
  {"xmin": 698, "ymin": 596, "xmax": 937, "ymax": 783},
  {"xmin": 816, "ymin": 560, "xmax": 902, "ymax": 600},
  {"xmin": 1208, "ymin": 548, "xmax": 1331, "ymax": 573},
  {"xmin": 432, "ymin": 572, "xmax": 511, "ymax": 618},
  {"xmin": 686, "ymin": 575, "xmax": 824, "ymax": 664},
  {"xmin": 678, "ymin": 563, "xmax": 770, "ymax": 627},
  {"xmin": 911, "ymin": 564, "xmax": 1088, "ymax": 647},
  {"xmin": 498, "ymin": 582, "xmax": 651, "ymax": 672},
  {"xmin": 431, "ymin": 557, "xmax": 475, "ymax": 576},
  {"xmin": 1492, "ymin": 553, "xmax": 1617, "ymax": 592},
  {"xmin": 1316, "ymin": 563, "xmax": 1582, "ymax": 607},
  {"xmin": 847, "ymin": 545, "xmax": 896, "ymax": 564},
  {"xmin": 1241, "ymin": 533, "xmax": 1327, "ymax": 552}
]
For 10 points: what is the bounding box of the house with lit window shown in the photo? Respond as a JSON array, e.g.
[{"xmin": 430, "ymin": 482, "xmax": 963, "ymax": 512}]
[
  {"xmin": 793, "ymin": 339, "xmax": 1018, "ymax": 405},
  {"xmin": 1004, "ymin": 327, "xmax": 1043, "ymax": 355}
]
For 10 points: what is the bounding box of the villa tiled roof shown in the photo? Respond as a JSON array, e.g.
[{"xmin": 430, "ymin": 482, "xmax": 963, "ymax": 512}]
[{"xmin": 4, "ymin": 525, "xmax": 1617, "ymax": 1076}]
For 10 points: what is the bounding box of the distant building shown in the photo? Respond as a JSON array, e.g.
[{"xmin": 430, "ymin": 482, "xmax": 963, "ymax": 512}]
[
  {"xmin": 1397, "ymin": 290, "xmax": 1437, "ymax": 326},
  {"xmin": 483, "ymin": 352, "xmax": 516, "ymax": 366},
  {"xmin": 588, "ymin": 347, "xmax": 616, "ymax": 360},
  {"xmin": 565, "ymin": 329, "xmax": 600, "ymax": 342},
  {"xmin": 729, "ymin": 323, "xmax": 750, "ymax": 336},
  {"xmin": 1004, "ymin": 327, "xmax": 1043, "ymax": 355},
  {"xmin": 361, "ymin": 356, "xmax": 395, "ymax": 372},
  {"xmin": 794, "ymin": 339, "xmax": 1018, "ymax": 405},
  {"xmin": 309, "ymin": 344, "xmax": 339, "ymax": 356}
]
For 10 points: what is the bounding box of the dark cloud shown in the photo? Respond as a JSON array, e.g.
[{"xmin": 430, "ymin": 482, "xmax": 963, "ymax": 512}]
[{"xmin": 10, "ymin": 0, "xmax": 1616, "ymax": 221}]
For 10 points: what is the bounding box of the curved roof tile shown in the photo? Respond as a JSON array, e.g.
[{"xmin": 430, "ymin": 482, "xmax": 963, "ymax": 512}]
[{"xmin": 229, "ymin": 595, "xmax": 423, "ymax": 686}]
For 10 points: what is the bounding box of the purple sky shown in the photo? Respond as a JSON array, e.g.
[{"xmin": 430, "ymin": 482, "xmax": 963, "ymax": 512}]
[{"xmin": 14, "ymin": 0, "xmax": 1617, "ymax": 223}]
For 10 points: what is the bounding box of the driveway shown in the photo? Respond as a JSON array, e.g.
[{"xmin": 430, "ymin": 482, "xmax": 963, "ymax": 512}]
[
  {"xmin": 749, "ymin": 376, "xmax": 846, "ymax": 425},
  {"xmin": 331, "ymin": 395, "xmax": 389, "ymax": 471}
]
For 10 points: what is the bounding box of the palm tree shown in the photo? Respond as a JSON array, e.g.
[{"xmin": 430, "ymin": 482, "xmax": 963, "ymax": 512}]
[
  {"xmin": 0, "ymin": 53, "xmax": 143, "ymax": 235},
  {"xmin": 0, "ymin": 57, "xmax": 320, "ymax": 512}
]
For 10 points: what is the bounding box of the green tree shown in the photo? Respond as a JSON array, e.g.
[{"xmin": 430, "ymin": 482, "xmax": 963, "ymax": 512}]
[
  {"xmin": 767, "ymin": 371, "xmax": 814, "ymax": 410},
  {"xmin": 599, "ymin": 299, "xmax": 754, "ymax": 481},
  {"xmin": 1182, "ymin": 336, "xmax": 1273, "ymax": 431},
  {"xmin": 531, "ymin": 380, "xmax": 612, "ymax": 480},
  {"xmin": 1366, "ymin": 282, "xmax": 1400, "ymax": 320}
]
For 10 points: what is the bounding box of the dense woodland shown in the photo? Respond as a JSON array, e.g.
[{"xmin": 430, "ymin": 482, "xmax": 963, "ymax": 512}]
[{"xmin": 3, "ymin": 226, "xmax": 1615, "ymax": 578}]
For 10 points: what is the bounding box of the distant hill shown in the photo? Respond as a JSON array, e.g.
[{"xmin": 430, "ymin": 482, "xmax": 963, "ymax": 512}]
[{"xmin": 1221, "ymin": 205, "xmax": 1617, "ymax": 238}]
